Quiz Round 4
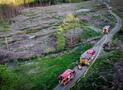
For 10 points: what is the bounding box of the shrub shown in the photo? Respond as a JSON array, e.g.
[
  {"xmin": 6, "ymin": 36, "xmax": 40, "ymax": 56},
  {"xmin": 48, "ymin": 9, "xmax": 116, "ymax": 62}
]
[
  {"xmin": 119, "ymin": 27, "xmax": 123, "ymax": 33},
  {"xmin": 0, "ymin": 65, "xmax": 17, "ymax": 90},
  {"xmin": 63, "ymin": 14, "xmax": 80, "ymax": 31},
  {"xmin": 56, "ymin": 14, "xmax": 80, "ymax": 50},
  {"xmin": 56, "ymin": 25, "xmax": 65, "ymax": 51}
]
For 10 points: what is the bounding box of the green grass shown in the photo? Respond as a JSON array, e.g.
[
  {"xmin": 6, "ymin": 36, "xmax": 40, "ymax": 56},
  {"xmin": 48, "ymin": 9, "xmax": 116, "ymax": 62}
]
[
  {"xmin": 81, "ymin": 26, "xmax": 101, "ymax": 40},
  {"xmin": 0, "ymin": 21, "xmax": 10, "ymax": 48},
  {"xmin": 22, "ymin": 9, "xmax": 36, "ymax": 17},
  {"xmin": 9, "ymin": 44, "xmax": 92, "ymax": 90},
  {"xmin": 0, "ymin": 21, "xmax": 10, "ymax": 32},
  {"xmin": 0, "ymin": 65, "xmax": 17, "ymax": 90}
]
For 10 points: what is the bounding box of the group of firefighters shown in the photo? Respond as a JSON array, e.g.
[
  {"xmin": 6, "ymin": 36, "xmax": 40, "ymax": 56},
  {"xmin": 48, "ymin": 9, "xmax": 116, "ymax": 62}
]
[{"xmin": 58, "ymin": 25, "xmax": 110, "ymax": 85}]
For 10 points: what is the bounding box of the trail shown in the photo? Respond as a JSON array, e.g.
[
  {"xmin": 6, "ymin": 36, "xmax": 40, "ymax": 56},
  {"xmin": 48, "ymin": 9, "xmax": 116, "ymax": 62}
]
[{"xmin": 54, "ymin": 2, "xmax": 122, "ymax": 90}]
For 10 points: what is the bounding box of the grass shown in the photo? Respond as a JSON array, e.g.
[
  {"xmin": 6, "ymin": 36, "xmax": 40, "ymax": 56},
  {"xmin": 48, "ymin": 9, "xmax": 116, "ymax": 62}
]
[
  {"xmin": 22, "ymin": 22, "xmax": 59, "ymax": 34},
  {"xmin": 80, "ymin": 26, "xmax": 101, "ymax": 40},
  {"xmin": 9, "ymin": 43, "xmax": 92, "ymax": 90},
  {"xmin": 23, "ymin": 28, "xmax": 41, "ymax": 34},
  {"xmin": 75, "ymin": 1, "xmax": 93, "ymax": 10},
  {"xmin": 72, "ymin": 50, "xmax": 123, "ymax": 90},
  {"xmin": 0, "ymin": 20, "xmax": 10, "ymax": 48},
  {"xmin": 22, "ymin": 9, "xmax": 36, "ymax": 17},
  {"xmin": 0, "ymin": 65, "xmax": 18, "ymax": 90},
  {"xmin": 0, "ymin": 21, "xmax": 10, "ymax": 32}
]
